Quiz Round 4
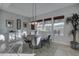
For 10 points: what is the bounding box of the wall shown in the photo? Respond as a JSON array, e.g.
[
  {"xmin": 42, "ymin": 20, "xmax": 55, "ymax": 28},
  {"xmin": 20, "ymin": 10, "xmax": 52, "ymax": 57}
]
[
  {"xmin": 0, "ymin": 10, "xmax": 3, "ymax": 34},
  {"xmin": 0, "ymin": 10, "xmax": 31, "ymax": 35},
  {"xmin": 36, "ymin": 4, "xmax": 79, "ymax": 46}
]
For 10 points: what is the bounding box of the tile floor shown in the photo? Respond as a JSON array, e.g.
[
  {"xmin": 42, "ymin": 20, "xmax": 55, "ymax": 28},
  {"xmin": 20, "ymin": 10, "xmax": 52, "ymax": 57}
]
[
  {"xmin": 35, "ymin": 42, "xmax": 79, "ymax": 56},
  {"xmin": 0, "ymin": 42, "xmax": 79, "ymax": 56}
]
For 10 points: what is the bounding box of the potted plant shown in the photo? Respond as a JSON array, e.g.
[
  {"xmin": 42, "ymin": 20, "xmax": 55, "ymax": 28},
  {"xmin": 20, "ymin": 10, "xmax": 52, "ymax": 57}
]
[{"xmin": 66, "ymin": 13, "xmax": 79, "ymax": 49}]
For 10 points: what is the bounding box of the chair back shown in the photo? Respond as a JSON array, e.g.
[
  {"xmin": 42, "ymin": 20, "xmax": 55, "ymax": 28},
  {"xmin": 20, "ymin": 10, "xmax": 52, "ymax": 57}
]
[{"xmin": 47, "ymin": 35, "xmax": 51, "ymax": 41}]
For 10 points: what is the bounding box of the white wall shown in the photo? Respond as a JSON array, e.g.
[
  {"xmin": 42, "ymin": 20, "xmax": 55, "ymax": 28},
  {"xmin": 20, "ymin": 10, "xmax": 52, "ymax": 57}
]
[
  {"xmin": 36, "ymin": 4, "xmax": 79, "ymax": 46},
  {"xmin": 0, "ymin": 10, "xmax": 3, "ymax": 34},
  {"xmin": 0, "ymin": 10, "xmax": 31, "ymax": 35}
]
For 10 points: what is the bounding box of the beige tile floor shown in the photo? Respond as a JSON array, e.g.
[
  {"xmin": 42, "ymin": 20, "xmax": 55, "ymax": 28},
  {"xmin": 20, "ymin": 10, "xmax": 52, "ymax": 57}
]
[
  {"xmin": 0, "ymin": 42, "xmax": 79, "ymax": 56},
  {"xmin": 35, "ymin": 42, "xmax": 79, "ymax": 56},
  {"xmin": 54, "ymin": 43, "xmax": 79, "ymax": 56}
]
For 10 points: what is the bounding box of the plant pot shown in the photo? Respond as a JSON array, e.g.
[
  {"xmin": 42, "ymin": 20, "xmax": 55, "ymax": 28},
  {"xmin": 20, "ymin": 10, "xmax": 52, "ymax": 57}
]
[{"xmin": 70, "ymin": 41, "xmax": 79, "ymax": 50}]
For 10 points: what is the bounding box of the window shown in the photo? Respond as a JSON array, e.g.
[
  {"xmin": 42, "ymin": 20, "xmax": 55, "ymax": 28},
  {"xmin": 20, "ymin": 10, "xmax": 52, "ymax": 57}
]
[
  {"xmin": 44, "ymin": 21, "xmax": 52, "ymax": 31},
  {"xmin": 36, "ymin": 22, "xmax": 43, "ymax": 31},
  {"xmin": 53, "ymin": 21, "xmax": 64, "ymax": 36},
  {"xmin": 36, "ymin": 18, "xmax": 52, "ymax": 36}
]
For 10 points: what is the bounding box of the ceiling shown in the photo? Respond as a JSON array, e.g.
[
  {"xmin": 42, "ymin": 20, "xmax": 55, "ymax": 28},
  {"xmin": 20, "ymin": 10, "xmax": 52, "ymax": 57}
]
[{"xmin": 0, "ymin": 3, "xmax": 75, "ymax": 17}]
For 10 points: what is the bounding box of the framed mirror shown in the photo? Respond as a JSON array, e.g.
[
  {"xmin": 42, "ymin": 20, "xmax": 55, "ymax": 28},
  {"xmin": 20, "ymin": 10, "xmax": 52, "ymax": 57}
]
[{"xmin": 6, "ymin": 20, "xmax": 14, "ymax": 28}]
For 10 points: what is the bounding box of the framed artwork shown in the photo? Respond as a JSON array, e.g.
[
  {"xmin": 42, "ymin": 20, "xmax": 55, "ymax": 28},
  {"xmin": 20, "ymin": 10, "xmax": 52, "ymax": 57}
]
[
  {"xmin": 31, "ymin": 24, "xmax": 35, "ymax": 30},
  {"xmin": 6, "ymin": 20, "xmax": 14, "ymax": 28},
  {"xmin": 23, "ymin": 22, "xmax": 27, "ymax": 28},
  {"xmin": 17, "ymin": 19, "xmax": 21, "ymax": 30}
]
